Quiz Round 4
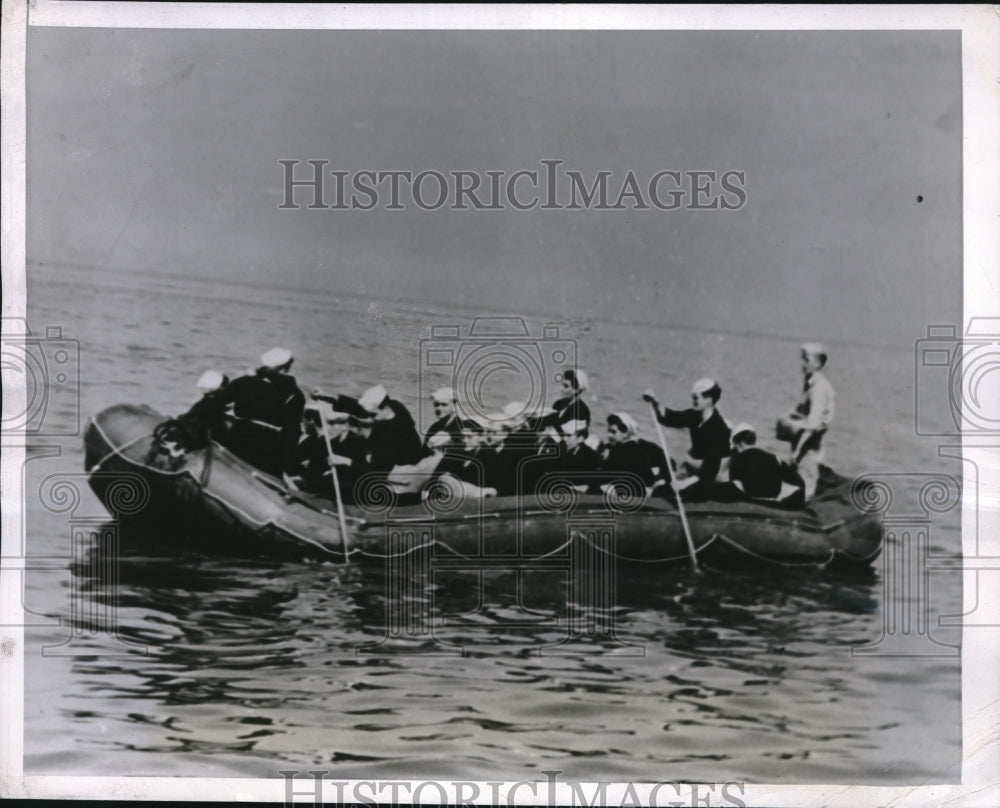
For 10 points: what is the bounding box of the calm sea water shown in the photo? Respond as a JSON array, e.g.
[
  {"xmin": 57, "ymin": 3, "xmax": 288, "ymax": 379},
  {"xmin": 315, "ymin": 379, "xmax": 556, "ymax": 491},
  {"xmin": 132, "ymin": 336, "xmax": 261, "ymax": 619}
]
[{"xmin": 22, "ymin": 265, "xmax": 961, "ymax": 782}]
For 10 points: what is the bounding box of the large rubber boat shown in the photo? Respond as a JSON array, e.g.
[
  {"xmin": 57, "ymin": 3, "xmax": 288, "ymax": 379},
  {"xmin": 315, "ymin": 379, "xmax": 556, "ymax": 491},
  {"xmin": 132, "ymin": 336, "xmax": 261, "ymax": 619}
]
[{"xmin": 84, "ymin": 404, "xmax": 883, "ymax": 567}]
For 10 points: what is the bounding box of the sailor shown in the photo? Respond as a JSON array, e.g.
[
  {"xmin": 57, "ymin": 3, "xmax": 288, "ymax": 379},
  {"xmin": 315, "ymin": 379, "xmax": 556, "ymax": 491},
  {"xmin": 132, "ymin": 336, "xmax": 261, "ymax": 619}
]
[
  {"xmin": 643, "ymin": 378, "xmax": 731, "ymax": 500},
  {"xmin": 424, "ymin": 387, "xmax": 477, "ymax": 455},
  {"xmin": 296, "ymin": 402, "xmax": 369, "ymax": 503},
  {"xmin": 476, "ymin": 411, "xmax": 521, "ymax": 496},
  {"xmin": 357, "ymin": 384, "xmax": 426, "ymax": 473},
  {"xmin": 711, "ymin": 424, "xmax": 806, "ymax": 508},
  {"xmin": 558, "ymin": 419, "xmax": 602, "ymax": 489},
  {"xmin": 221, "ymin": 348, "xmax": 306, "ymax": 485},
  {"xmin": 176, "ymin": 369, "xmax": 231, "ymax": 444},
  {"xmin": 539, "ymin": 369, "xmax": 592, "ymax": 430},
  {"xmin": 787, "ymin": 343, "xmax": 836, "ymax": 500},
  {"xmin": 598, "ymin": 412, "xmax": 659, "ymax": 495},
  {"xmin": 435, "ymin": 416, "xmax": 494, "ymax": 493},
  {"xmin": 294, "ymin": 403, "xmax": 328, "ymax": 492}
]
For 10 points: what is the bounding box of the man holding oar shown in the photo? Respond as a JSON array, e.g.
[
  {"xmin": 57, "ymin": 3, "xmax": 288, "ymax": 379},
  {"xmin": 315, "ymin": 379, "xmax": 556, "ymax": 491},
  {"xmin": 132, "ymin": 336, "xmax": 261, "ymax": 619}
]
[{"xmin": 642, "ymin": 378, "xmax": 731, "ymax": 501}]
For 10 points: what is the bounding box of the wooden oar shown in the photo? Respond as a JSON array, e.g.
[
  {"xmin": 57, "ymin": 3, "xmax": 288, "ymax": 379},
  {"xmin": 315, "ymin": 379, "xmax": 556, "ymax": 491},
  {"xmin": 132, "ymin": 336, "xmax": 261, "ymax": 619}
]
[
  {"xmin": 648, "ymin": 401, "xmax": 701, "ymax": 574},
  {"xmin": 316, "ymin": 407, "xmax": 352, "ymax": 560}
]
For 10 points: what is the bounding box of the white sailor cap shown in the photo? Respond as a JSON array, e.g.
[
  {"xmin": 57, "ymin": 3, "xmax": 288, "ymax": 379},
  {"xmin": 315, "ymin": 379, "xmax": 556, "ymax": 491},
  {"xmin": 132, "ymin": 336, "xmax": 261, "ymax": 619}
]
[
  {"xmin": 692, "ymin": 377, "xmax": 719, "ymax": 396},
  {"xmin": 560, "ymin": 419, "xmax": 588, "ymax": 436},
  {"xmin": 483, "ymin": 412, "xmax": 509, "ymax": 431},
  {"xmin": 431, "ymin": 387, "xmax": 455, "ymax": 404},
  {"xmin": 609, "ymin": 411, "xmax": 638, "ymax": 434},
  {"xmin": 801, "ymin": 342, "xmax": 826, "ymax": 357},
  {"xmin": 359, "ymin": 384, "xmax": 388, "ymax": 413},
  {"xmin": 502, "ymin": 401, "xmax": 529, "ymax": 426},
  {"xmin": 196, "ymin": 370, "xmax": 225, "ymax": 392},
  {"xmin": 731, "ymin": 422, "xmax": 756, "ymax": 441},
  {"xmin": 260, "ymin": 347, "xmax": 292, "ymax": 369}
]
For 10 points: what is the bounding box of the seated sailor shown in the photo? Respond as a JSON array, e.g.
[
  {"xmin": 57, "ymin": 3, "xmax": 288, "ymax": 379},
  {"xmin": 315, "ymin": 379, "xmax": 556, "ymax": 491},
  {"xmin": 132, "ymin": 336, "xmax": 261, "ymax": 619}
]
[
  {"xmin": 556, "ymin": 419, "xmax": 602, "ymax": 490},
  {"xmin": 352, "ymin": 384, "xmax": 426, "ymax": 474},
  {"xmin": 711, "ymin": 423, "xmax": 806, "ymax": 509},
  {"xmin": 155, "ymin": 370, "xmax": 232, "ymax": 457},
  {"xmin": 476, "ymin": 412, "xmax": 521, "ymax": 496},
  {"xmin": 424, "ymin": 387, "xmax": 479, "ymax": 455},
  {"xmin": 435, "ymin": 416, "xmax": 496, "ymax": 497},
  {"xmin": 598, "ymin": 412, "xmax": 659, "ymax": 496},
  {"xmin": 538, "ymin": 369, "xmax": 592, "ymax": 431},
  {"xmin": 643, "ymin": 378, "xmax": 731, "ymax": 501},
  {"xmin": 221, "ymin": 348, "xmax": 306, "ymax": 485},
  {"xmin": 295, "ymin": 402, "xmax": 369, "ymax": 503}
]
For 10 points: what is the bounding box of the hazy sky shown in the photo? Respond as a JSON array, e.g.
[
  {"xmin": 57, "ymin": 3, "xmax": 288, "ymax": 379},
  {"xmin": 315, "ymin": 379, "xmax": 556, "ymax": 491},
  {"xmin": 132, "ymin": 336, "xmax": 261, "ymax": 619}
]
[{"xmin": 27, "ymin": 28, "xmax": 961, "ymax": 347}]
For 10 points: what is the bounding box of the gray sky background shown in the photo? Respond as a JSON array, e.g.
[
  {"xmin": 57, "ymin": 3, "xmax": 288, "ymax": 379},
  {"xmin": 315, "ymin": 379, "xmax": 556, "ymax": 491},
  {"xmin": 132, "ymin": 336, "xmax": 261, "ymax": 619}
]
[{"xmin": 27, "ymin": 29, "xmax": 961, "ymax": 347}]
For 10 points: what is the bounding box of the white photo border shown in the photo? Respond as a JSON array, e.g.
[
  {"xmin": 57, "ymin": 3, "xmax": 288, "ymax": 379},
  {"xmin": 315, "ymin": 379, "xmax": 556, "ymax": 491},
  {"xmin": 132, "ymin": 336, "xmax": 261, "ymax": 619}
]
[{"xmin": 2, "ymin": 3, "xmax": 997, "ymax": 806}]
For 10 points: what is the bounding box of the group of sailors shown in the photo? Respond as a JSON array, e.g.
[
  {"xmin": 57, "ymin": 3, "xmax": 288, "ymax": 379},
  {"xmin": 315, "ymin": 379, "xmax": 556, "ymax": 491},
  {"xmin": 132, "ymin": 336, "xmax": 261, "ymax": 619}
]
[{"xmin": 161, "ymin": 342, "xmax": 835, "ymax": 509}]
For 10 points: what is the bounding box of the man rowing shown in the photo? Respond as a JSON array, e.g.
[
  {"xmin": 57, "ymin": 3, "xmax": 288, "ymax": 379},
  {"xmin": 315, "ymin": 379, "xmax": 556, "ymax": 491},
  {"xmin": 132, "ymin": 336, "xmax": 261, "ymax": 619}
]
[
  {"xmin": 643, "ymin": 378, "xmax": 731, "ymax": 501},
  {"xmin": 295, "ymin": 402, "xmax": 370, "ymax": 503}
]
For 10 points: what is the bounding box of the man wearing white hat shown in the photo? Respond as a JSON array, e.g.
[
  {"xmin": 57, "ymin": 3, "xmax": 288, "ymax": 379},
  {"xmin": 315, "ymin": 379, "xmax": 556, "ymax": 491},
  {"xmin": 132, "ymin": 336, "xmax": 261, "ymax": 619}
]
[
  {"xmin": 354, "ymin": 384, "xmax": 425, "ymax": 473},
  {"xmin": 295, "ymin": 402, "xmax": 368, "ymax": 501},
  {"xmin": 787, "ymin": 342, "xmax": 835, "ymax": 500},
  {"xmin": 558, "ymin": 419, "xmax": 602, "ymax": 489},
  {"xmin": 219, "ymin": 347, "xmax": 306, "ymax": 484},
  {"xmin": 643, "ymin": 377, "xmax": 732, "ymax": 499},
  {"xmin": 539, "ymin": 368, "xmax": 591, "ymax": 431},
  {"xmin": 180, "ymin": 369, "xmax": 231, "ymax": 440},
  {"xmin": 157, "ymin": 369, "xmax": 232, "ymax": 454},
  {"xmin": 424, "ymin": 387, "xmax": 479, "ymax": 455}
]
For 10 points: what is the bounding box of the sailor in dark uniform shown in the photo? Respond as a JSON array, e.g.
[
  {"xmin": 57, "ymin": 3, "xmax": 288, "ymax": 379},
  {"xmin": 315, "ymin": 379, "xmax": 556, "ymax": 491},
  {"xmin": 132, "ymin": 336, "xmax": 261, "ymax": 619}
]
[
  {"xmin": 356, "ymin": 384, "xmax": 426, "ymax": 473},
  {"xmin": 220, "ymin": 348, "xmax": 306, "ymax": 485},
  {"xmin": 474, "ymin": 412, "xmax": 521, "ymax": 496},
  {"xmin": 435, "ymin": 417, "xmax": 492, "ymax": 491},
  {"xmin": 424, "ymin": 387, "xmax": 478, "ymax": 455},
  {"xmin": 537, "ymin": 368, "xmax": 592, "ymax": 431},
  {"xmin": 643, "ymin": 378, "xmax": 731, "ymax": 501},
  {"xmin": 295, "ymin": 403, "xmax": 370, "ymax": 503},
  {"xmin": 168, "ymin": 369, "xmax": 231, "ymax": 447},
  {"xmin": 598, "ymin": 412, "xmax": 659, "ymax": 496},
  {"xmin": 713, "ymin": 423, "xmax": 805, "ymax": 508},
  {"xmin": 557, "ymin": 419, "xmax": 602, "ymax": 489}
]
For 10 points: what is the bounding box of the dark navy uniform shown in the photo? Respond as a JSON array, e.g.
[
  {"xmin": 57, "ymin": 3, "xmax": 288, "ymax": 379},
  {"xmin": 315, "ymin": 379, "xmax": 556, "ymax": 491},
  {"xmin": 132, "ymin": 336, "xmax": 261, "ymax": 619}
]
[
  {"xmin": 425, "ymin": 413, "xmax": 481, "ymax": 455},
  {"xmin": 598, "ymin": 440, "xmax": 658, "ymax": 490},
  {"xmin": 367, "ymin": 398, "xmax": 426, "ymax": 472},
  {"xmin": 170, "ymin": 385, "xmax": 231, "ymax": 449},
  {"xmin": 221, "ymin": 370, "xmax": 305, "ymax": 475},
  {"xmin": 655, "ymin": 407, "xmax": 731, "ymax": 485},
  {"xmin": 730, "ymin": 447, "xmax": 782, "ymax": 499},
  {"xmin": 540, "ymin": 397, "xmax": 592, "ymax": 430}
]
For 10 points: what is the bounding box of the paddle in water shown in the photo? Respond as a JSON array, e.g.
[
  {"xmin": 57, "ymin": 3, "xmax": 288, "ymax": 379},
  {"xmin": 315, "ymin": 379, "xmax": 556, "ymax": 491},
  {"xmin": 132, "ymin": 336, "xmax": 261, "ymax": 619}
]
[
  {"xmin": 313, "ymin": 396, "xmax": 352, "ymax": 560},
  {"xmin": 645, "ymin": 394, "xmax": 701, "ymax": 574}
]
